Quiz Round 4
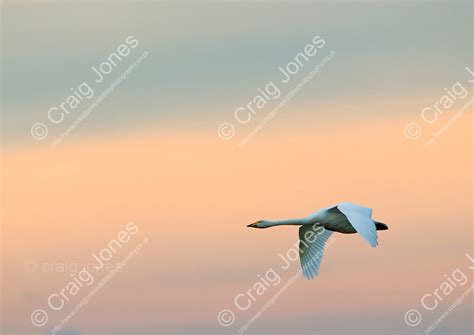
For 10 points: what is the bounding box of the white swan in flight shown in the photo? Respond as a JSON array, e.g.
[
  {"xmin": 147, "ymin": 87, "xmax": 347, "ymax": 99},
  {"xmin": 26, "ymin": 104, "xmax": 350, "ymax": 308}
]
[{"xmin": 247, "ymin": 202, "xmax": 388, "ymax": 279}]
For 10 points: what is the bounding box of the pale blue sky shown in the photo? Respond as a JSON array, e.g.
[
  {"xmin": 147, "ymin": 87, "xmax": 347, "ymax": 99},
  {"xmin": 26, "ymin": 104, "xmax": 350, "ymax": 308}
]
[{"xmin": 2, "ymin": 1, "xmax": 472, "ymax": 144}]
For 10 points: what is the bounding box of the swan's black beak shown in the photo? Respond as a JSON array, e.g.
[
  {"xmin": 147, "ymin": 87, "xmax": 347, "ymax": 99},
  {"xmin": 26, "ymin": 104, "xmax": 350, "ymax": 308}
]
[{"xmin": 247, "ymin": 222, "xmax": 258, "ymax": 228}]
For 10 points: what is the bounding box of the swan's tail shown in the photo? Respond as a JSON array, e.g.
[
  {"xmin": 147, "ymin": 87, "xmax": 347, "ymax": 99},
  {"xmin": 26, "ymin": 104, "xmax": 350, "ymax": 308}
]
[{"xmin": 375, "ymin": 222, "xmax": 388, "ymax": 230}]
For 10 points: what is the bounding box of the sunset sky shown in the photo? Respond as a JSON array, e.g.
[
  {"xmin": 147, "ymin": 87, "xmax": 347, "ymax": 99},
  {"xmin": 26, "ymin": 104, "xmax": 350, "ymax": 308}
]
[{"xmin": 1, "ymin": 2, "xmax": 472, "ymax": 335}]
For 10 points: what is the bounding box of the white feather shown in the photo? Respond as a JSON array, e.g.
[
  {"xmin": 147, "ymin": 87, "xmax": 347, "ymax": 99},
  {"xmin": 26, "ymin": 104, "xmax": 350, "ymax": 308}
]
[
  {"xmin": 337, "ymin": 202, "xmax": 378, "ymax": 247},
  {"xmin": 299, "ymin": 225, "xmax": 333, "ymax": 279}
]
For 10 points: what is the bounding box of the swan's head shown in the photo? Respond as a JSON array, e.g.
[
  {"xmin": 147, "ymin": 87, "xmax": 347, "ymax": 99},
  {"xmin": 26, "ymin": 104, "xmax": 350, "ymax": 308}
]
[{"xmin": 247, "ymin": 220, "xmax": 269, "ymax": 229}]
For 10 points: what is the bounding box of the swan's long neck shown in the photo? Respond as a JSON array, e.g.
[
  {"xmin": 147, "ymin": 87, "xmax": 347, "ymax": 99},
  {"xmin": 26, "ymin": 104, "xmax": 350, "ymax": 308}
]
[{"xmin": 262, "ymin": 218, "xmax": 307, "ymax": 228}]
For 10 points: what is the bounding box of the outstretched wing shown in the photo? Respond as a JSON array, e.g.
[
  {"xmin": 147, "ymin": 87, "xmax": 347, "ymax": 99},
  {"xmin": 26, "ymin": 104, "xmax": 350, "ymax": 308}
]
[
  {"xmin": 338, "ymin": 202, "xmax": 372, "ymax": 218},
  {"xmin": 337, "ymin": 202, "xmax": 377, "ymax": 247},
  {"xmin": 299, "ymin": 225, "xmax": 333, "ymax": 279}
]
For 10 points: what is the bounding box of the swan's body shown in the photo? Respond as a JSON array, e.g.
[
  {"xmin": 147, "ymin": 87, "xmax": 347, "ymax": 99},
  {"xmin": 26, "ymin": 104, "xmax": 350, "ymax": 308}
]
[{"xmin": 247, "ymin": 202, "xmax": 388, "ymax": 279}]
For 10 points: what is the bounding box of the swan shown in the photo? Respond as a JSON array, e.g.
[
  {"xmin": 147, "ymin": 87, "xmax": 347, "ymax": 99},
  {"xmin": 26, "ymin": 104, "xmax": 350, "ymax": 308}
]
[{"xmin": 247, "ymin": 202, "xmax": 388, "ymax": 279}]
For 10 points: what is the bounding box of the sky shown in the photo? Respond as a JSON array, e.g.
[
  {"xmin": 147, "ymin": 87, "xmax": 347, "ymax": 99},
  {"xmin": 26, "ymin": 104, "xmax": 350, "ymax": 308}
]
[{"xmin": 1, "ymin": 1, "xmax": 473, "ymax": 335}]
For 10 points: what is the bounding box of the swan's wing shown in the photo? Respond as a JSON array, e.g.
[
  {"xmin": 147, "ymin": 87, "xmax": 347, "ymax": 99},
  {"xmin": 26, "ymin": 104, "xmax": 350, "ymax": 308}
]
[
  {"xmin": 299, "ymin": 225, "xmax": 333, "ymax": 279},
  {"xmin": 337, "ymin": 203, "xmax": 377, "ymax": 247},
  {"xmin": 337, "ymin": 202, "xmax": 372, "ymax": 218}
]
